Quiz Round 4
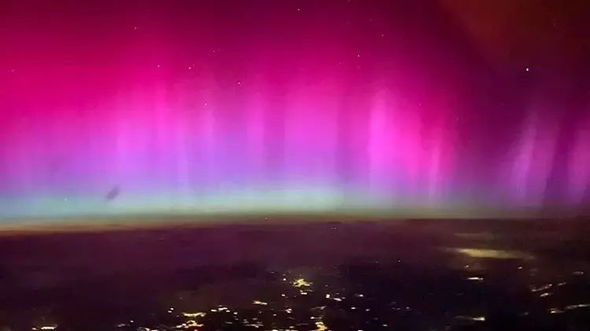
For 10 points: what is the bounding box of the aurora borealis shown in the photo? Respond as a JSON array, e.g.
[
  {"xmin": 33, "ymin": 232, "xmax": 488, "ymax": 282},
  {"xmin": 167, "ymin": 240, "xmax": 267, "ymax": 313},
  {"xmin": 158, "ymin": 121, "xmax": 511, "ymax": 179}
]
[{"xmin": 0, "ymin": 0, "xmax": 589, "ymax": 218}]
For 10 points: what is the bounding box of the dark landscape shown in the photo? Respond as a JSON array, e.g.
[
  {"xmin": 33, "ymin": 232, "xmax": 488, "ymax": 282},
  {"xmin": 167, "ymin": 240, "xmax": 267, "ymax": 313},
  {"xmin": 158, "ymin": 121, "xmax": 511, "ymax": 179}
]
[{"xmin": 0, "ymin": 218, "xmax": 589, "ymax": 330}]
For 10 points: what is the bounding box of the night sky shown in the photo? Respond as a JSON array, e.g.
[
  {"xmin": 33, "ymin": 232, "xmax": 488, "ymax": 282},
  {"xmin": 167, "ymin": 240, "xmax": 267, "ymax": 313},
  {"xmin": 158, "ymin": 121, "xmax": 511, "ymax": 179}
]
[{"xmin": 1, "ymin": 0, "xmax": 589, "ymax": 218}]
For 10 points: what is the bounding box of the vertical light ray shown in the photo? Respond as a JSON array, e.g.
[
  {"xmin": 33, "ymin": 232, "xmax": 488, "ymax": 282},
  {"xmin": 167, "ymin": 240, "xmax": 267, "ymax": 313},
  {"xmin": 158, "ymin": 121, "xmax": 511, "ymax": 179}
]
[
  {"xmin": 568, "ymin": 117, "xmax": 590, "ymax": 204},
  {"xmin": 509, "ymin": 112, "xmax": 558, "ymax": 206}
]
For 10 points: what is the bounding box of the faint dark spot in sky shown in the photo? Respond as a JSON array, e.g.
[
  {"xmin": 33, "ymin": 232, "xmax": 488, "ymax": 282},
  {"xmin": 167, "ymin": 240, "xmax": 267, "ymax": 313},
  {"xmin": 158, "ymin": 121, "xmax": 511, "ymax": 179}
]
[{"xmin": 105, "ymin": 186, "xmax": 120, "ymax": 201}]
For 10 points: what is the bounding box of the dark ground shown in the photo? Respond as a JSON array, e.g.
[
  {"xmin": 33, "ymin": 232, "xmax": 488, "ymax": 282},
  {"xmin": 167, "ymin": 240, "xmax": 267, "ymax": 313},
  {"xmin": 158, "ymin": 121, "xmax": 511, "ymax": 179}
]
[{"xmin": 0, "ymin": 218, "xmax": 590, "ymax": 330}]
